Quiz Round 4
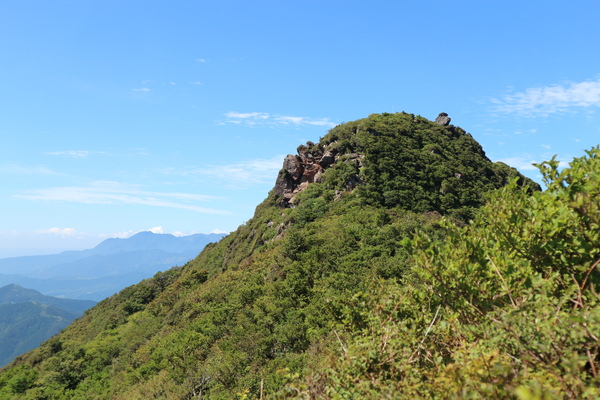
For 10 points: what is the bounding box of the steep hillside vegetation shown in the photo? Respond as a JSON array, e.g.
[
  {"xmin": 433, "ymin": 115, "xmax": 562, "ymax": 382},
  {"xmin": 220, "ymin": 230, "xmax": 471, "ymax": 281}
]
[{"xmin": 5, "ymin": 112, "xmax": 590, "ymax": 400}]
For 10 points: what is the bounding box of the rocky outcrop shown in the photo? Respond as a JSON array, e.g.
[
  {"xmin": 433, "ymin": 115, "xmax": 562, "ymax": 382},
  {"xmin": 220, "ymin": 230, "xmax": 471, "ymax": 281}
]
[
  {"xmin": 319, "ymin": 151, "xmax": 335, "ymax": 168},
  {"xmin": 274, "ymin": 144, "xmax": 341, "ymax": 207},
  {"xmin": 435, "ymin": 112, "xmax": 451, "ymax": 126}
]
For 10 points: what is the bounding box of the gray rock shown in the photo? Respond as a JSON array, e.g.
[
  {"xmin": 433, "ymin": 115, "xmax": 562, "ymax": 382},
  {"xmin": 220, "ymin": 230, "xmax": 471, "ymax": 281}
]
[
  {"xmin": 435, "ymin": 112, "xmax": 451, "ymax": 126},
  {"xmin": 319, "ymin": 151, "xmax": 335, "ymax": 168},
  {"xmin": 282, "ymin": 154, "xmax": 304, "ymax": 182}
]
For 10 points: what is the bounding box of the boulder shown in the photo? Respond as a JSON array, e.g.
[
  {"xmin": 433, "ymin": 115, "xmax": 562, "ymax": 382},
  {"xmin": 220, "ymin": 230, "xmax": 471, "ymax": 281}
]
[
  {"xmin": 435, "ymin": 112, "xmax": 451, "ymax": 126},
  {"xmin": 319, "ymin": 151, "xmax": 335, "ymax": 168}
]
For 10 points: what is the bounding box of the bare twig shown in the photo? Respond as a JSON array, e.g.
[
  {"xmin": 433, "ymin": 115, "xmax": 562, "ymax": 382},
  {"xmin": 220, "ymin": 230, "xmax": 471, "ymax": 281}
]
[
  {"xmin": 488, "ymin": 255, "xmax": 517, "ymax": 308},
  {"xmin": 333, "ymin": 329, "xmax": 347, "ymax": 356},
  {"xmin": 572, "ymin": 274, "xmax": 584, "ymax": 310},
  {"xmin": 586, "ymin": 348, "xmax": 598, "ymax": 379},
  {"xmin": 409, "ymin": 305, "xmax": 441, "ymax": 362},
  {"xmin": 580, "ymin": 256, "xmax": 600, "ymax": 292}
]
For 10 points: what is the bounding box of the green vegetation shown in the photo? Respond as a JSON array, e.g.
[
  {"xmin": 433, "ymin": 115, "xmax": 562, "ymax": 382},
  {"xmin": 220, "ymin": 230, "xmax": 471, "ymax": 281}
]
[
  {"xmin": 285, "ymin": 148, "xmax": 600, "ymax": 398},
  {"xmin": 0, "ymin": 285, "xmax": 96, "ymax": 367},
  {"xmin": 319, "ymin": 112, "xmax": 538, "ymax": 220},
  {"xmin": 0, "ymin": 113, "xmax": 596, "ymax": 399},
  {"xmin": 0, "ymin": 302, "xmax": 81, "ymax": 368}
]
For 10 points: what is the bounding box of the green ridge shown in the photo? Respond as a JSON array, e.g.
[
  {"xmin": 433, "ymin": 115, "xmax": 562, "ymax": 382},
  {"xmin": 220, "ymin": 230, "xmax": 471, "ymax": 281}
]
[{"xmin": 3, "ymin": 113, "xmax": 596, "ymax": 399}]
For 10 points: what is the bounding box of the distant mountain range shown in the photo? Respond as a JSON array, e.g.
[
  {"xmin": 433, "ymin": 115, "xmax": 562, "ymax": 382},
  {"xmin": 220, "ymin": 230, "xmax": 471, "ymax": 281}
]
[
  {"xmin": 0, "ymin": 232, "xmax": 226, "ymax": 301},
  {"xmin": 0, "ymin": 284, "xmax": 96, "ymax": 367}
]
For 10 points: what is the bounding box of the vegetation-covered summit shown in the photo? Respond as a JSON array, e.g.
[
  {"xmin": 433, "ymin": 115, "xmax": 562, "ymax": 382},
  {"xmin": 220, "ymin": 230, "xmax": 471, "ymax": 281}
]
[
  {"xmin": 275, "ymin": 112, "xmax": 538, "ymax": 220},
  {"xmin": 1, "ymin": 113, "xmax": 597, "ymax": 400}
]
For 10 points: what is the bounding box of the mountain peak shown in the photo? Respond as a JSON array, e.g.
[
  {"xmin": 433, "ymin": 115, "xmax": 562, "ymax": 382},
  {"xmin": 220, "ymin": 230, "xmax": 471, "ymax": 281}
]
[
  {"xmin": 130, "ymin": 231, "xmax": 173, "ymax": 238},
  {"xmin": 272, "ymin": 112, "xmax": 539, "ymax": 220},
  {"xmin": 0, "ymin": 284, "xmax": 41, "ymax": 300}
]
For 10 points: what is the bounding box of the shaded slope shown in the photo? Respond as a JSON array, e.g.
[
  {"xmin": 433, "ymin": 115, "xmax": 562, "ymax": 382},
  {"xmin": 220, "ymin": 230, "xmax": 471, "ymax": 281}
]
[
  {"xmin": 0, "ymin": 285, "xmax": 95, "ymax": 367},
  {"xmin": 0, "ymin": 284, "xmax": 96, "ymax": 314},
  {"xmin": 0, "ymin": 302, "xmax": 80, "ymax": 367}
]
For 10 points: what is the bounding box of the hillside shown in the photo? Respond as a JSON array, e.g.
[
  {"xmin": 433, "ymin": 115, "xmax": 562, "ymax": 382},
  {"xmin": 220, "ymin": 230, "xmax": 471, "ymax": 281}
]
[
  {"xmin": 1, "ymin": 112, "xmax": 597, "ymax": 399},
  {"xmin": 0, "ymin": 285, "xmax": 95, "ymax": 315},
  {"xmin": 0, "ymin": 232, "xmax": 225, "ymax": 300},
  {"xmin": 0, "ymin": 285, "xmax": 96, "ymax": 367}
]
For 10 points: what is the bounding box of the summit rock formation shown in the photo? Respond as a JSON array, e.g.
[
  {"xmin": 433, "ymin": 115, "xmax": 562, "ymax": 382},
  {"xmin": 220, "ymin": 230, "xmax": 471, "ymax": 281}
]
[{"xmin": 434, "ymin": 112, "xmax": 451, "ymax": 126}]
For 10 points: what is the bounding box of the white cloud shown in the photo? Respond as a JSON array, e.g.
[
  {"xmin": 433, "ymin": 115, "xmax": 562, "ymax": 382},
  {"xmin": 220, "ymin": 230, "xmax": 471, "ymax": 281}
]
[
  {"xmin": 0, "ymin": 163, "xmax": 54, "ymax": 175},
  {"xmin": 225, "ymin": 111, "xmax": 270, "ymax": 120},
  {"xmin": 133, "ymin": 88, "xmax": 151, "ymax": 92},
  {"xmin": 15, "ymin": 181, "xmax": 231, "ymax": 215},
  {"xmin": 210, "ymin": 228, "xmax": 229, "ymax": 234},
  {"xmin": 46, "ymin": 150, "xmax": 104, "ymax": 158},
  {"xmin": 189, "ymin": 81, "xmax": 203, "ymax": 85},
  {"xmin": 197, "ymin": 58, "xmax": 206, "ymax": 63},
  {"xmin": 492, "ymin": 79, "xmax": 600, "ymax": 116},
  {"xmin": 495, "ymin": 156, "xmax": 540, "ymax": 171},
  {"xmin": 149, "ymin": 226, "xmax": 164, "ymax": 234},
  {"xmin": 181, "ymin": 156, "xmax": 284, "ymax": 188},
  {"xmin": 36, "ymin": 227, "xmax": 79, "ymax": 237},
  {"xmin": 274, "ymin": 115, "xmax": 336, "ymax": 127},
  {"xmin": 101, "ymin": 230, "xmax": 136, "ymax": 239},
  {"xmin": 223, "ymin": 111, "xmax": 337, "ymax": 128}
]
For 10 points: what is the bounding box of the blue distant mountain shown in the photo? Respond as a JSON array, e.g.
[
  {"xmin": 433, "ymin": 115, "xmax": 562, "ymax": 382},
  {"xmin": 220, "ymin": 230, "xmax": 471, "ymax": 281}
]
[{"xmin": 0, "ymin": 232, "xmax": 226, "ymax": 301}]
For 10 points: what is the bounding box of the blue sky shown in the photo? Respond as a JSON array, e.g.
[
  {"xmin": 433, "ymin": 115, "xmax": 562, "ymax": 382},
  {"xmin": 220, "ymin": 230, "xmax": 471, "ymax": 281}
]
[{"xmin": 1, "ymin": 1, "xmax": 600, "ymax": 257}]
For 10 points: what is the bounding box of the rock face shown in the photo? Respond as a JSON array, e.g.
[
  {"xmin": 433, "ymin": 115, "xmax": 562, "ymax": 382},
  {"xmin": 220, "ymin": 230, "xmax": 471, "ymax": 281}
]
[
  {"xmin": 282, "ymin": 155, "xmax": 304, "ymax": 181},
  {"xmin": 435, "ymin": 112, "xmax": 451, "ymax": 126},
  {"xmin": 274, "ymin": 144, "xmax": 341, "ymax": 207}
]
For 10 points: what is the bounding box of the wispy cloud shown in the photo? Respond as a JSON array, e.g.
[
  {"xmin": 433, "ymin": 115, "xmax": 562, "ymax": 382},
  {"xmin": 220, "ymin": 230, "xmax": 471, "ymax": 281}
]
[
  {"xmin": 0, "ymin": 163, "xmax": 54, "ymax": 175},
  {"xmin": 132, "ymin": 88, "xmax": 151, "ymax": 92},
  {"xmin": 176, "ymin": 155, "xmax": 284, "ymax": 189},
  {"xmin": 223, "ymin": 111, "xmax": 337, "ymax": 128},
  {"xmin": 492, "ymin": 79, "xmax": 600, "ymax": 116},
  {"xmin": 36, "ymin": 227, "xmax": 79, "ymax": 237},
  {"xmin": 496, "ymin": 153, "xmax": 573, "ymax": 173},
  {"xmin": 15, "ymin": 181, "xmax": 230, "ymax": 215},
  {"xmin": 46, "ymin": 150, "xmax": 105, "ymax": 158},
  {"xmin": 495, "ymin": 156, "xmax": 540, "ymax": 171}
]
